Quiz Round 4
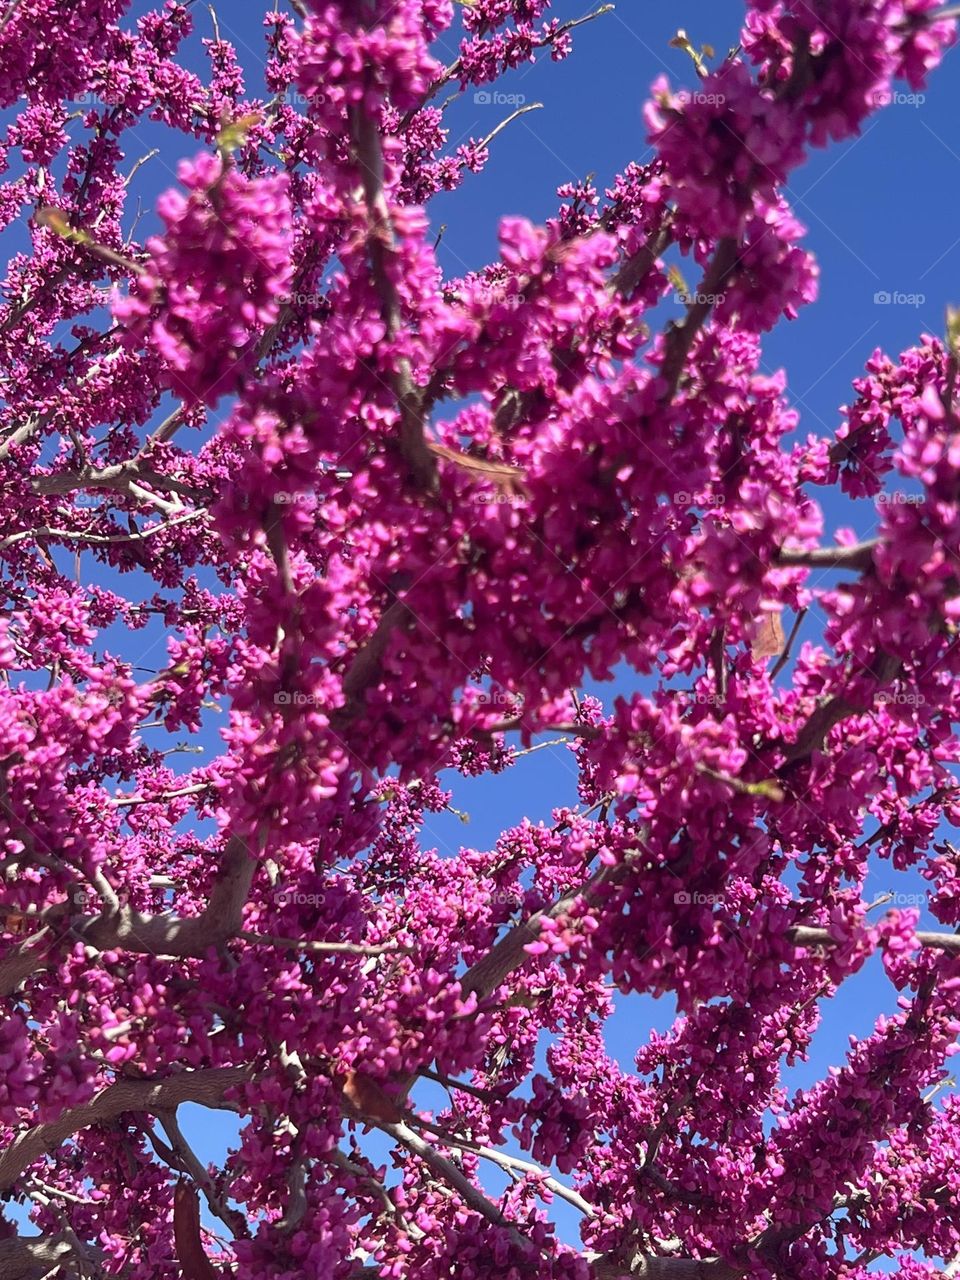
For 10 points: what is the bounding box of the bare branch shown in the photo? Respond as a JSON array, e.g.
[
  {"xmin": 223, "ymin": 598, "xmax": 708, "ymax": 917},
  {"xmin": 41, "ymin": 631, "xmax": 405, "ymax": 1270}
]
[
  {"xmin": 113, "ymin": 782, "xmax": 213, "ymax": 809},
  {"xmin": 373, "ymin": 1117, "xmax": 532, "ymax": 1247},
  {"xmin": 769, "ymin": 607, "xmax": 808, "ymax": 679},
  {"xmin": 137, "ymin": 404, "xmax": 190, "ymax": 454},
  {"xmin": 0, "ymin": 1233, "xmax": 86, "ymax": 1280},
  {"xmin": 123, "ymin": 148, "xmax": 159, "ymax": 187},
  {"xmin": 238, "ymin": 931, "xmax": 405, "ymax": 956},
  {"xmin": 439, "ymin": 1135, "xmax": 596, "ymax": 1217},
  {"xmin": 157, "ymin": 1108, "xmax": 248, "ymax": 1238},
  {"xmin": 0, "ymin": 413, "xmax": 41, "ymax": 461},
  {"xmin": 335, "ymin": 598, "xmax": 412, "ymax": 717},
  {"xmin": 275, "ymin": 1158, "xmax": 309, "ymax": 1234},
  {"xmin": 918, "ymin": 4, "xmax": 960, "ymax": 20},
  {"xmin": 591, "ymin": 1256, "xmax": 738, "ymax": 1280},
  {"xmin": 791, "ymin": 924, "xmax": 960, "ymax": 955},
  {"xmin": 472, "ymin": 102, "xmax": 544, "ymax": 154},
  {"xmin": 478, "ymin": 718, "xmax": 600, "ymax": 741},
  {"xmin": 776, "ymin": 540, "xmax": 878, "ymax": 571}
]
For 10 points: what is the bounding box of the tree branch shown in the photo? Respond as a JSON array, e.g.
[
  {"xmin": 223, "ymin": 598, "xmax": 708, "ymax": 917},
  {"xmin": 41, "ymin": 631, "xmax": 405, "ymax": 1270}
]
[
  {"xmin": 237, "ymin": 930, "xmax": 404, "ymax": 956},
  {"xmin": 657, "ymin": 237, "xmax": 739, "ymax": 400},
  {"xmin": 350, "ymin": 108, "xmax": 437, "ymax": 492},
  {"xmin": 439, "ymin": 1135, "xmax": 596, "ymax": 1218},
  {"xmin": 0, "ymin": 834, "xmax": 255, "ymax": 995},
  {"xmin": 472, "ymin": 102, "xmax": 544, "ymax": 154},
  {"xmin": 372, "ymin": 1117, "xmax": 532, "ymax": 1248},
  {"xmin": 404, "ymin": 4, "xmax": 615, "ymax": 126},
  {"xmin": 156, "ymin": 1108, "xmax": 248, "ymax": 1238},
  {"xmin": 790, "ymin": 924, "xmax": 960, "ymax": 955},
  {"xmin": 779, "ymin": 652, "xmax": 901, "ymax": 765},
  {"xmin": 775, "ymin": 540, "xmax": 878, "ymax": 571},
  {"xmin": 0, "ymin": 1233, "xmax": 94, "ymax": 1280},
  {"xmin": 0, "ymin": 1067, "xmax": 250, "ymax": 1194},
  {"xmin": 0, "ymin": 508, "xmax": 206, "ymax": 551},
  {"xmin": 591, "ymin": 1257, "xmax": 738, "ymax": 1280},
  {"xmin": 459, "ymin": 852, "xmax": 633, "ymax": 1001}
]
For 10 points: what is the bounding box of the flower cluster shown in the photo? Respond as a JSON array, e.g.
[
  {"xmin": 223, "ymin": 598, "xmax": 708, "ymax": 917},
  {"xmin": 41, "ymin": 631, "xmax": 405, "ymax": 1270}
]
[{"xmin": 114, "ymin": 154, "xmax": 293, "ymax": 405}]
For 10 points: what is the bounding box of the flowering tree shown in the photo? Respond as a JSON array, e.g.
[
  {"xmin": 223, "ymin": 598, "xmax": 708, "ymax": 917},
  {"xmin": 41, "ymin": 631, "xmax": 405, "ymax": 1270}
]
[{"xmin": 4, "ymin": 0, "xmax": 960, "ymax": 1276}]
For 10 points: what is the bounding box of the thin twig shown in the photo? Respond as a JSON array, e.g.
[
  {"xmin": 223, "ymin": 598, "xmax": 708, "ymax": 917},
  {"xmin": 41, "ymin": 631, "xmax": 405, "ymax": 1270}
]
[
  {"xmin": 433, "ymin": 1132, "xmax": 597, "ymax": 1218},
  {"xmin": 123, "ymin": 149, "xmax": 160, "ymax": 188},
  {"xmin": 769, "ymin": 607, "xmax": 808, "ymax": 679},
  {"xmin": 373, "ymin": 1118, "xmax": 532, "ymax": 1247},
  {"xmin": 0, "ymin": 508, "xmax": 206, "ymax": 551},
  {"xmin": 113, "ymin": 782, "xmax": 212, "ymax": 809},
  {"xmin": 25, "ymin": 1179, "xmax": 98, "ymax": 1206},
  {"xmin": 510, "ymin": 737, "xmax": 572, "ymax": 759},
  {"xmin": 472, "ymin": 102, "xmax": 544, "ymax": 155},
  {"xmin": 479, "ymin": 718, "xmax": 600, "ymax": 741},
  {"xmin": 238, "ymin": 931, "xmax": 406, "ymax": 956},
  {"xmin": 405, "ymin": 4, "xmax": 615, "ymax": 125},
  {"xmin": 776, "ymin": 540, "xmax": 877, "ymax": 571}
]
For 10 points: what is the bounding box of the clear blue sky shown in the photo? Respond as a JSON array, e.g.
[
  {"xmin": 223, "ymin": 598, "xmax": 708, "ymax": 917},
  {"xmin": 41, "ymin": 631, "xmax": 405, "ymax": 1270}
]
[{"xmin": 8, "ymin": 0, "xmax": 960, "ymax": 1256}]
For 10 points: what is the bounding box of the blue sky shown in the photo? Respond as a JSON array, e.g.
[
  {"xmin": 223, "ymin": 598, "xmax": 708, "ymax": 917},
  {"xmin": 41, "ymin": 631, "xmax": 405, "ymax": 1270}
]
[{"xmin": 7, "ymin": 0, "xmax": 960, "ymax": 1259}]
